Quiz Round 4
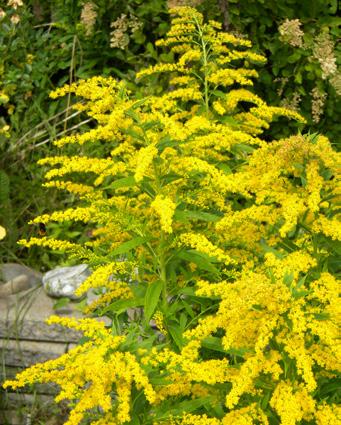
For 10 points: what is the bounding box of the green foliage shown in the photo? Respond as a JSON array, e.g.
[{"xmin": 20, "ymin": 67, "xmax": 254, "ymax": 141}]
[
  {"xmin": 0, "ymin": 169, "xmax": 16, "ymax": 248},
  {"xmin": 202, "ymin": 0, "xmax": 341, "ymax": 145},
  {"xmin": 0, "ymin": 0, "xmax": 170, "ymax": 267},
  {"xmin": 0, "ymin": 0, "xmax": 340, "ymax": 270},
  {"xmin": 3, "ymin": 8, "xmax": 339, "ymax": 423}
]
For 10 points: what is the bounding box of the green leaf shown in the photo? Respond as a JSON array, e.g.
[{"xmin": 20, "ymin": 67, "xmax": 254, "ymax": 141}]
[
  {"xmin": 177, "ymin": 250, "xmax": 219, "ymax": 274},
  {"xmin": 220, "ymin": 116, "xmax": 239, "ymax": 126},
  {"xmin": 251, "ymin": 304, "xmax": 264, "ymax": 312},
  {"xmin": 74, "ymin": 298, "xmax": 88, "ymax": 312},
  {"xmin": 212, "ymin": 90, "xmax": 226, "ymax": 99},
  {"xmin": 283, "ymin": 272, "xmax": 294, "ymax": 287},
  {"xmin": 123, "ymin": 127, "xmax": 145, "ymax": 141},
  {"xmin": 131, "ymin": 97, "xmax": 150, "ymax": 110},
  {"xmin": 179, "ymin": 286, "xmax": 196, "ymax": 296},
  {"xmin": 313, "ymin": 312, "xmax": 330, "ymax": 321},
  {"xmin": 261, "ymin": 391, "xmax": 272, "ymax": 409},
  {"xmin": 319, "ymin": 379, "xmax": 341, "ymax": 397},
  {"xmin": 287, "ymin": 51, "xmax": 301, "ymax": 63},
  {"xmin": 157, "ymin": 135, "xmax": 176, "ymax": 151},
  {"xmin": 146, "ymin": 42, "xmax": 157, "ymax": 59},
  {"xmin": 53, "ymin": 297, "xmax": 70, "ymax": 310},
  {"xmin": 291, "ymin": 289, "xmax": 310, "ymax": 299},
  {"xmin": 168, "ymin": 324, "xmax": 184, "ymax": 350},
  {"xmin": 179, "ymin": 312, "xmax": 187, "ymax": 330},
  {"xmin": 181, "ymin": 300, "xmax": 195, "ymax": 319},
  {"xmin": 149, "ymin": 375, "xmax": 172, "ymax": 385},
  {"xmin": 161, "ymin": 173, "xmax": 182, "ymax": 186},
  {"xmin": 125, "ymin": 109, "xmax": 140, "ymax": 122},
  {"xmin": 103, "ymin": 297, "xmax": 144, "ymax": 315},
  {"xmin": 232, "ymin": 143, "xmax": 255, "ymax": 154},
  {"xmin": 142, "ymin": 120, "xmax": 159, "ymax": 131},
  {"xmin": 144, "ymin": 280, "xmax": 163, "ymax": 322},
  {"xmin": 216, "ymin": 163, "xmax": 232, "ymax": 174},
  {"xmin": 155, "ymin": 396, "xmax": 215, "ymax": 420},
  {"xmin": 294, "ymin": 72, "xmax": 302, "ymax": 84},
  {"xmin": 201, "ymin": 337, "xmax": 250, "ymax": 356},
  {"xmin": 109, "ymin": 176, "xmax": 136, "ymax": 190},
  {"xmin": 111, "ymin": 236, "xmax": 147, "ymax": 256},
  {"xmin": 174, "ymin": 209, "xmax": 222, "ymax": 223},
  {"xmin": 260, "ymin": 239, "xmax": 284, "ymax": 258},
  {"xmin": 201, "ymin": 336, "xmax": 226, "ymax": 353}
]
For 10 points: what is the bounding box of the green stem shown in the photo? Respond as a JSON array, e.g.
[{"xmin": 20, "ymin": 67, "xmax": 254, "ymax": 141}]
[
  {"xmin": 152, "ymin": 161, "xmax": 168, "ymax": 309},
  {"xmin": 197, "ymin": 22, "xmax": 210, "ymax": 113},
  {"xmin": 159, "ymin": 234, "xmax": 168, "ymax": 310}
]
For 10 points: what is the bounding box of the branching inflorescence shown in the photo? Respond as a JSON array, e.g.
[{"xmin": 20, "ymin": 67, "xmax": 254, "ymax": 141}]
[{"xmin": 4, "ymin": 7, "xmax": 340, "ymax": 425}]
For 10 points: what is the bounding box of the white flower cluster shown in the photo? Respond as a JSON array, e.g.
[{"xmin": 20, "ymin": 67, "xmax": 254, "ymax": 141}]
[
  {"xmin": 313, "ymin": 32, "xmax": 337, "ymax": 79},
  {"xmin": 278, "ymin": 19, "xmax": 304, "ymax": 48},
  {"xmin": 110, "ymin": 14, "xmax": 142, "ymax": 49}
]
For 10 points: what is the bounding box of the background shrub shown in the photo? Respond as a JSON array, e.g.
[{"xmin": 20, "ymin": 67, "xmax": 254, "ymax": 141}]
[{"xmin": 0, "ymin": 0, "xmax": 339, "ymax": 269}]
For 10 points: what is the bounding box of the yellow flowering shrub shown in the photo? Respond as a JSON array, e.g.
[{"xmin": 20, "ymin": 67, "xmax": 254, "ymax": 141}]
[{"xmin": 4, "ymin": 7, "xmax": 340, "ymax": 425}]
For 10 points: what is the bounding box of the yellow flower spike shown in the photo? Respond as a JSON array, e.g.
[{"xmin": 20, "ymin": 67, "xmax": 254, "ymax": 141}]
[
  {"xmin": 153, "ymin": 310, "xmax": 168, "ymax": 335},
  {"xmin": 179, "ymin": 232, "xmax": 235, "ymax": 265},
  {"xmin": 134, "ymin": 143, "xmax": 158, "ymax": 182},
  {"xmin": 221, "ymin": 404, "xmax": 267, "ymax": 424},
  {"xmin": 42, "ymin": 180, "xmax": 94, "ymax": 196},
  {"xmin": 75, "ymin": 263, "xmax": 117, "ymax": 296},
  {"xmin": 177, "ymin": 413, "xmax": 221, "ymax": 425},
  {"xmin": 151, "ymin": 195, "xmax": 176, "ymax": 234},
  {"xmin": 208, "ymin": 68, "xmax": 258, "ymax": 86},
  {"xmin": 19, "ymin": 237, "xmax": 82, "ymax": 253},
  {"xmin": 315, "ymin": 403, "xmax": 341, "ymax": 425},
  {"xmin": 270, "ymin": 381, "xmax": 316, "ymax": 425}
]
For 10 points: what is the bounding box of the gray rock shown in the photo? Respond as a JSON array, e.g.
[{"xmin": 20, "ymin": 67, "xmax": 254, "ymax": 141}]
[
  {"xmin": 0, "ymin": 263, "xmax": 42, "ymax": 286},
  {"xmin": 42, "ymin": 264, "xmax": 91, "ymax": 300},
  {"xmin": 1, "ymin": 339, "xmax": 68, "ymax": 367},
  {"xmin": 0, "ymin": 286, "xmax": 84, "ymax": 345},
  {"xmin": 0, "ymin": 263, "xmax": 42, "ymax": 298}
]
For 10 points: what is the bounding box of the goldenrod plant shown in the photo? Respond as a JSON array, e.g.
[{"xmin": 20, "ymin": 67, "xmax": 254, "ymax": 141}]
[{"xmin": 4, "ymin": 7, "xmax": 340, "ymax": 425}]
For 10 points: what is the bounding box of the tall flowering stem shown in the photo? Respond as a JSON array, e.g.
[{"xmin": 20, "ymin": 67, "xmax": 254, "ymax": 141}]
[{"xmin": 3, "ymin": 7, "xmax": 340, "ymax": 425}]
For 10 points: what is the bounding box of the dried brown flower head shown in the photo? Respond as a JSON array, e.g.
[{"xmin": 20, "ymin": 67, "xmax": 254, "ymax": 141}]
[
  {"xmin": 278, "ymin": 19, "xmax": 304, "ymax": 48},
  {"xmin": 80, "ymin": 2, "xmax": 97, "ymax": 37},
  {"xmin": 167, "ymin": 0, "xmax": 203, "ymax": 8},
  {"xmin": 313, "ymin": 32, "xmax": 337, "ymax": 79},
  {"xmin": 329, "ymin": 72, "xmax": 341, "ymax": 96},
  {"xmin": 280, "ymin": 92, "xmax": 302, "ymax": 112},
  {"xmin": 110, "ymin": 14, "xmax": 142, "ymax": 49},
  {"xmin": 7, "ymin": 0, "xmax": 23, "ymax": 9},
  {"xmin": 311, "ymin": 87, "xmax": 327, "ymax": 123},
  {"xmin": 10, "ymin": 13, "xmax": 20, "ymax": 24}
]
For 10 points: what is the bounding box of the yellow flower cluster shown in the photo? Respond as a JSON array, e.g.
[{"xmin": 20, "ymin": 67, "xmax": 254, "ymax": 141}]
[
  {"xmin": 134, "ymin": 144, "xmax": 158, "ymax": 182},
  {"xmin": 270, "ymin": 381, "xmax": 315, "ymax": 425},
  {"xmin": 179, "ymin": 232, "xmax": 235, "ymax": 265},
  {"xmin": 208, "ymin": 68, "xmax": 258, "ymax": 86},
  {"xmin": 75, "ymin": 261, "xmax": 131, "ymax": 296},
  {"xmin": 315, "ymin": 403, "xmax": 341, "ymax": 425},
  {"xmin": 264, "ymin": 250, "xmax": 317, "ymax": 280},
  {"xmin": 30, "ymin": 206, "xmax": 98, "ymax": 225},
  {"xmin": 153, "ymin": 310, "xmax": 168, "ymax": 335},
  {"xmin": 43, "ymin": 180, "xmax": 94, "ymax": 196},
  {"xmin": 5, "ymin": 6, "xmax": 340, "ymax": 425},
  {"xmin": 151, "ymin": 195, "xmax": 176, "ymax": 233},
  {"xmin": 19, "ymin": 236, "xmax": 82, "ymax": 252},
  {"xmin": 4, "ymin": 316, "xmax": 156, "ymax": 425}
]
